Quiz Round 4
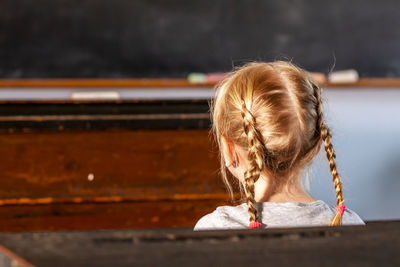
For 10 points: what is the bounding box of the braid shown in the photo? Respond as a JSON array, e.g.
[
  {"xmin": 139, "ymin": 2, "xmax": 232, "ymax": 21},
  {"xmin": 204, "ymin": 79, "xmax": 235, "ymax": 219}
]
[
  {"xmin": 240, "ymin": 101, "xmax": 265, "ymax": 227},
  {"xmin": 313, "ymin": 83, "xmax": 345, "ymax": 226}
]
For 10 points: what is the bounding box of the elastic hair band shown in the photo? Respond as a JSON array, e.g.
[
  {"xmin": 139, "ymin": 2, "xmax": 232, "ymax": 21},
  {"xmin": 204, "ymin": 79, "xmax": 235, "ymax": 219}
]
[
  {"xmin": 249, "ymin": 221, "xmax": 262, "ymax": 229},
  {"xmin": 336, "ymin": 204, "xmax": 346, "ymax": 215}
]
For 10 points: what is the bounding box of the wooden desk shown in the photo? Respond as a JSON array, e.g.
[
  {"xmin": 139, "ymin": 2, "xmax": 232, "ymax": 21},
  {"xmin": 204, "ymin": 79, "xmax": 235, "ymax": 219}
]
[
  {"xmin": 0, "ymin": 98, "xmax": 236, "ymax": 231},
  {"xmin": 0, "ymin": 221, "xmax": 398, "ymax": 267}
]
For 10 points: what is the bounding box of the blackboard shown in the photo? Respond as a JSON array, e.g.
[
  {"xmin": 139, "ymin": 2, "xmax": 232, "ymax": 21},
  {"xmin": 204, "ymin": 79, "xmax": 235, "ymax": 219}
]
[{"xmin": 1, "ymin": 0, "xmax": 400, "ymax": 78}]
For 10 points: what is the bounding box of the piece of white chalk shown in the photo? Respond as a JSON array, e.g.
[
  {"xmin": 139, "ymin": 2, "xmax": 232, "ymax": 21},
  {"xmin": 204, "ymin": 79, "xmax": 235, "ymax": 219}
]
[
  {"xmin": 328, "ymin": 69, "xmax": 359, "ymax": 83},
  {"xmin": 70, "ymin": 91, "xmax": 120, "ymax": 100},
  {"xmin": 187, "ymin": 73, "xmax": 207, "ymax": 83}
]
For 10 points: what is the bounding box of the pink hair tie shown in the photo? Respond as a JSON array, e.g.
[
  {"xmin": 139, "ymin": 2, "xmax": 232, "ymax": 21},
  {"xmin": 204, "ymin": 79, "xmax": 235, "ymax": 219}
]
[
  {"xmin": 249, "ymin": 221, "xmax": 262, "ymax": 229},
  {"xmin": 336, "ymin": 204, "xmax": 346, "ymax": 215}
]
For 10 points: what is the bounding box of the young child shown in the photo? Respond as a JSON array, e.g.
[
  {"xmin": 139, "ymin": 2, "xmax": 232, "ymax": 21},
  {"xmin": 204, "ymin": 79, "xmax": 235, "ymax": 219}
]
[{"xmin": 194, "ymin": 61, "xmax": 364, "ymax": 230}]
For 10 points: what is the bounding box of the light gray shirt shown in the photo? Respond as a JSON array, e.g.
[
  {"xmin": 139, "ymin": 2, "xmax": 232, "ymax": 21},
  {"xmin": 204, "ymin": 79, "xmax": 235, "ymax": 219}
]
[{"xmin": 194, "ymin": 200, "xmax": 365, "ymax": 230}]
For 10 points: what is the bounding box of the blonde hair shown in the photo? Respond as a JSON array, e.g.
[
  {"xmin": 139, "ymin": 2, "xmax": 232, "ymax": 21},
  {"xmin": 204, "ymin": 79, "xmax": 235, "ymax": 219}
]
[{"xmin": 211, "ymin": 61, "xmax": 344, "ymax": 227}]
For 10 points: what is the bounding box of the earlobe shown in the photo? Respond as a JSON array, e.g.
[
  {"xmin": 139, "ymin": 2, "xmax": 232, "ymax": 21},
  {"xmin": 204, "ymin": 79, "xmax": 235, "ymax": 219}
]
[{"xmin": 221, "ymin": 136, "xmax": 238, "ymax": 168}]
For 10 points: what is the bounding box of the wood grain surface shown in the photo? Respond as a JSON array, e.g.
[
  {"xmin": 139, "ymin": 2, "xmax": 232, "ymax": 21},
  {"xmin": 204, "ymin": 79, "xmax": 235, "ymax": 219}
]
[
  {"xmin": 0, "ymin": 221, "xmax": 398, "ymax": 267},
  {"xmin": 0, "ymin": 129, "xmax": 237, "ymax": 231}
]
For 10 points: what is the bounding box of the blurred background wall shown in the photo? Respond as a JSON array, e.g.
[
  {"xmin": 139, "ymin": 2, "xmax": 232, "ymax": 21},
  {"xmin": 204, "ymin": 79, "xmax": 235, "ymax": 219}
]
[{"xmin": 312, "ymin": 89, "xmax": 400, "ymax": 221}]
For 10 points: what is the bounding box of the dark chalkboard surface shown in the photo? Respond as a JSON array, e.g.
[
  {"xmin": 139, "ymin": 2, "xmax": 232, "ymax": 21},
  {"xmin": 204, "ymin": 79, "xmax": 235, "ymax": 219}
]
[{"xmin": 0, "ymin": 0, "xmax": 399, "ymax": 78}]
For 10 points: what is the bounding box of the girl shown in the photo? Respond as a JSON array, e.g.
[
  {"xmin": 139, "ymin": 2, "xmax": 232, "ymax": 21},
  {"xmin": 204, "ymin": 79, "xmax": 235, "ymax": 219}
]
[{"xmin": 194, "ymin": 61, "xmax": 364, "ymax": 230}]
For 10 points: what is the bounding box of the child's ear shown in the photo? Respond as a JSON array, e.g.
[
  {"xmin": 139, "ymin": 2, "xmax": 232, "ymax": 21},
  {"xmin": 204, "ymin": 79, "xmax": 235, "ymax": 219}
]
[{"xmin": 221, "ymin": 136, "xmax": 235, "ymax": 167}]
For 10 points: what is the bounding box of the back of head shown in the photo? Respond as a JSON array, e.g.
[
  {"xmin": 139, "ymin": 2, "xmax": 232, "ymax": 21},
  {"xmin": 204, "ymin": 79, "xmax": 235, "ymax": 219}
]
[{"xmin": 211, "ymin": 61, "xmax": 345, "ymax": 228}]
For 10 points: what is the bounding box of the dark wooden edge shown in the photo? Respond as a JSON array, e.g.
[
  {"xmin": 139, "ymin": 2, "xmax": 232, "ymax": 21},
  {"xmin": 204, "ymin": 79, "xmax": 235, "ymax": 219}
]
[
  {"xmin": 0, "ymin": 221, "xmax": 397, "ymax": 266},
  {"xmin": 0, "ymin": 244, "xmax": 35, "ymax": 267},
  {"xmin": 88, "ymin": 219, "xmax": 398, "ymax": 242},
  {"xmin": 0, "ymin": 78, "xmax": 400, "ymax": 88},
  {"xmin": 0, "ymin": 99, "xmax": 212, "ymax": 129},
  {"xmin": 3, "ymin": 220, "xmax": 395, "ymax": 239},
  {"xmin": 89, "ymin": 219, "xmax": 391, "ymax": 243}
]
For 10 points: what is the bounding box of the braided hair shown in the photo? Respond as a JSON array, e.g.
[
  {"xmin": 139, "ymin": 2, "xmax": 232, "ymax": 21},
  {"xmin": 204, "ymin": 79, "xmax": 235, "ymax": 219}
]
[
  {"xmin": 313, "ymin": 82, "xmax": 345, "ymax": 225},
  {"xmin": 240, "ymin": 100, "xmax": 266, "ymax": 225}
]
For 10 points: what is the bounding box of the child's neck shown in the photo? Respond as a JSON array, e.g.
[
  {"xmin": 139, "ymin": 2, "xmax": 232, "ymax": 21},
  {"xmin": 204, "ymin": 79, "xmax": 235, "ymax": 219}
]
[
  {"xmin": 254, "ymin": 174, "xmax": 316, "ymax": 204},
  {"xmin": 262, "ymin": 191, "xmax": 317, "ymax": 203}
]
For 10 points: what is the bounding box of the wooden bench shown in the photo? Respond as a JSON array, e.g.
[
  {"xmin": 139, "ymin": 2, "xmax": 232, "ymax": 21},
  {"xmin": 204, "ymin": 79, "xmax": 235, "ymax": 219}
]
[{"xmin": 0, "ymin": 220, "xmax": 398, "ymax": 266}]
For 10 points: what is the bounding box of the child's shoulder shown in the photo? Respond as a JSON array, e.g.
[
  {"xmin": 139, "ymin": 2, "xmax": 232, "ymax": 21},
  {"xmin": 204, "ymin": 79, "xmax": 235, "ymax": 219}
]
[
  {"xmin": 322, "ymin": 201, "xmax": 365, "ymax": 225},
  {"xmin": 193, "ymin": 204, "xmax": 248, "ymax": 231},
  {"xmin": 193, "ymin": 201, "xmax": 365, "ymax": 230},
  {"xmin": 342, "ymin": 207, "xmax": 365, "ymax": 225}
]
